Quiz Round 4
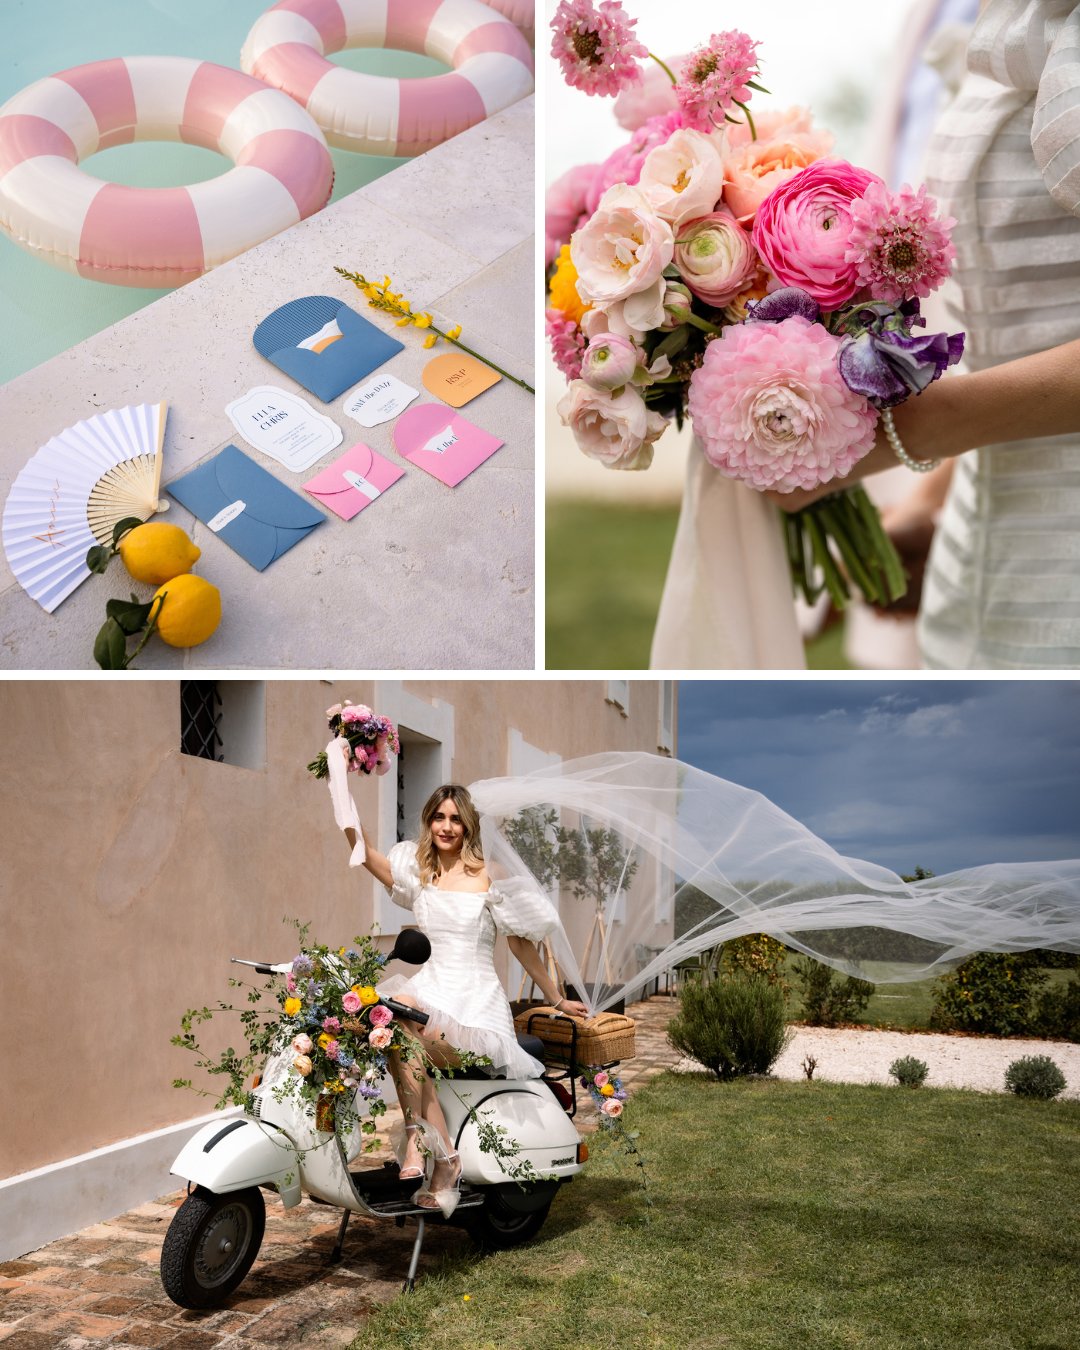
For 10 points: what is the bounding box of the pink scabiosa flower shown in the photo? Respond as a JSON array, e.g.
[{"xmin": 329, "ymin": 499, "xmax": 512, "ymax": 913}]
[
  {"xmin": 547, "ymin": 309, "xmax": 587, "ymax": 380},
  {"xmin": 688, "ymin": 316, "xmax": 878, "ymax": 493},
  {"xmin": 557, "ymin": 380, "xmax": 667, "ymax": 471},
  {"xmin": 369, "ymin": 1003, "xmax": 394, "ymax": 1027},
  {"xmin": 846, "ymin": 181, "xmax": 956, "ymax": 304},
  {"xmin": 675, "ymin": 31, "xmax": 760, "ymax": 133},
  {"xmin": 752, "ymin": 159, "xmax": 883, "ymax": 309},
  {"xmin": 550, "ymin": 0, "xmax": 647, "ymax": 98}
]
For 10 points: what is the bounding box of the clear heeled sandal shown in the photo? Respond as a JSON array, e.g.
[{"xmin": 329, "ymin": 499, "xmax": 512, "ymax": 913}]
[
  {"xmin": 414, "ymin": 1149, "xmax": 462, "ymax": 1218},
  {"xmin": 397, "ymin": 1123, "xmax": 425, "ymax": 1182}
]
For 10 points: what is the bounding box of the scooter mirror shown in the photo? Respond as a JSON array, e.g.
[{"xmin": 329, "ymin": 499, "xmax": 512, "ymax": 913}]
[{"xmin": 387, "ymin": 928, "xmax": 431, "ymax": 965}]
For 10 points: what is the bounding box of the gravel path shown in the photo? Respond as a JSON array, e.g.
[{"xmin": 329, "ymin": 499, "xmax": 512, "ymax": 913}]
[{"xmin": 676, "ymin": 1026, "xmax": 1080, "ymax": 1098}]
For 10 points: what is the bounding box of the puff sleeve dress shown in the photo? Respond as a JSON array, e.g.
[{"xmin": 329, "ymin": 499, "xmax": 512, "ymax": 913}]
[
  {"xmin": 918, "ymin": 0, "xmax": 1080, "ymax": 667},
  {"xmin": 379, "ymin": 841, "xmax": 560, "ymax": 1079}
]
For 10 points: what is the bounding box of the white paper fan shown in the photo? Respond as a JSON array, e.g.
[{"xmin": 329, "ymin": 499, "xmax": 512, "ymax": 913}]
[{"xmin": 2, "ymin": 401, "xmax": 169, "ymax": 613}]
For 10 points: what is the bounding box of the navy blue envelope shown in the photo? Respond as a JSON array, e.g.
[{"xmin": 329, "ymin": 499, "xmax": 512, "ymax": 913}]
[
  {"xmin": 166, "ymin": 444, "xmax": 325, "ymax": 571},
  {"xmin": 253, "ymin": 296, "xmax": 404, "ymax": 403}
]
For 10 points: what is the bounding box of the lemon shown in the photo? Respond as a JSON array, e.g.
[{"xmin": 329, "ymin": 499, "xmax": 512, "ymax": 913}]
[
  {"xmin": 119, "ymin": 522, "xmax": 201, "ymax": 585},
  {"xmin": 151, "ymin": 574, "xmax": 222, "ymax": 648}
]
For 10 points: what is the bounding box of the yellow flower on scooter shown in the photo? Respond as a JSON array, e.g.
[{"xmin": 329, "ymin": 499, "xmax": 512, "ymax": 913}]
[
  {"xmin": 356, "ymin": 985, "xmax": 378, "ymax": 1005},
  {"xmin": 318, "ymin": 1032, "xmax": 333, "ymax": 1050},
  {"xmin": 284, "ymin": 997, "xmax": 302, "ymax": 1016}
]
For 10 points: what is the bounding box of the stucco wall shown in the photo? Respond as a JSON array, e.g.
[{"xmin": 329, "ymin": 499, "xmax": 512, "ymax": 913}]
[{"xmin": 2, "ymin": 679, "xmax": 675, "ymax": 1179}]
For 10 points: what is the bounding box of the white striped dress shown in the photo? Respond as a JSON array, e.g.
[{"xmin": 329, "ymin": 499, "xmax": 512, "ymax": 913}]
[{"xmin": 918, "ymin": 0, "xmax": 1080, "ymax": 668}]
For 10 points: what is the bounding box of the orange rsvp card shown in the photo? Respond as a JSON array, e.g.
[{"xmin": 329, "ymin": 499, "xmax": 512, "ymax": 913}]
[{"xmin": 422, "ymin": 352, "xmax": 501, "ymax": 407}]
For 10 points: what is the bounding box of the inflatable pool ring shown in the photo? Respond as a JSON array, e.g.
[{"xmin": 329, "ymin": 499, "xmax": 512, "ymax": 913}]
[
  {"xmin": 0, "ymin": 56, "xmax": 334, "ymax": 288},
  {"xmin": 484, "ymin": 0, "xmax": 535, "ymax": 44},
  {"xmin": 241, "ymin": 0, "xmax": 534, "ymax": 157}
]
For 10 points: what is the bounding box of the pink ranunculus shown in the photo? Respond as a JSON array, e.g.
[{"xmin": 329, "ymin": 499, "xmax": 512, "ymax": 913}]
[
  {"xmin": 637, "ymin": 127, "xmax": 726, "ymax": 226},
  {"xmin": 602, "ymin": 1099, "xmax": 624, "ymax": 1117},
  {"xmin": 580, "ymin": 333, "xmax": 639, "ymax": 390},
  {"xmin": 369, "ymin": 1003, "xmax": 393, "ymax": 1027},
  {"xmin": 614, "ymin": 54, "xmax": 687, "ymax": 130},
  {"xmin": 325, "ymin": 703, "xmax": 343, "ymax": 718},
  {"xmin": 342, "ymin": 991, "xmax": 361, "ymax": 1014},
  {"xmin": 572, "ymin": 184, "xmax": 674, "ymax": 308},
  {"xmin": 752, "ymin": 159, "xmax": 883, "ymax": 309},
  {"xmin": 351, "ymin": 745, "xmax": 370, "ymax": 771},
  {"xmin": 557, "ymin": 380, "xmax": 667, "ymax": 471},
  {"xmin": 546, "ymin": 162, "xmax": 602, "ymax": 266},
  {"xmin": 368, "ymin": 1026, "xmax": 393, "ymax": 1050},
  {"xmin": 593, "ymin": 1070, "xmax": 609, "ymax": 1086},
  {"xmin": 723, "ymin": 125, "xmax": 836, "ymax": 225},
  {"xmin": 292, "ymin": 1033, "xmax": 313, "ymax": 1055},
  {"xmin": 687, "ymin": 315, "xmax": 878, "ymax": 492},
  {"xmin": 673, "ymin": 209, "xmax": 759, "ymax": 307},
  {"xmin": 293, "ymin": 1053, "xmax": 313, "ymax": 1076}
]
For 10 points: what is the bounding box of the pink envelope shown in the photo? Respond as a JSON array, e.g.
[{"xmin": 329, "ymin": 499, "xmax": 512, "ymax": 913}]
[
  {"xmin": 303, "ymin": 442, "xmax": 405, "ymax": 520},
  {"xmin": 391, "ymin": 403, "xmax": 503, "ymax": 487}
]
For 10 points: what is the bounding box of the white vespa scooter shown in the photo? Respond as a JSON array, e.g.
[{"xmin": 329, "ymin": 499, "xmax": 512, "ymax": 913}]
[{"xmin": 160, "ymin": 931, "xmax": 587, "ymax": 1309}]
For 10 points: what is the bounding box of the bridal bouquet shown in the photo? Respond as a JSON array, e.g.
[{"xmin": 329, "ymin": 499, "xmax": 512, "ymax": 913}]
[
  {"xmin": 307, "ymin": 699, "xmax": 399, "ymax": 780},
  {"xmin": 547, "ymin": 1, "xmax": 964, "ymax": 607}
]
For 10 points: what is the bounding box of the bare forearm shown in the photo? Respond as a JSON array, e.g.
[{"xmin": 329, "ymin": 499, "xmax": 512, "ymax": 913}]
[
  {"xmin": 507, "ymin": 936, "xmax": 561, "ymax": 1004},
  {"xmin": 344, "ymin": 824, "xmax": 392, "ymax": 888}
]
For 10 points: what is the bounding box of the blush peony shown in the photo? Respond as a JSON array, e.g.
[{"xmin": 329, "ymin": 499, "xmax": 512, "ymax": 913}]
[
  {"xmin": 558, "ymin": 380, "xmax": 667, "ymax": 470},
  {"xmin": 637, "ymin": 127, "xmax": 726, "ymax": 226},
  {"xmin": 687, "ymin": 316, "xmax": 878, "ymax": 492},
  {"xmin": 571, "ymin": 183, "xmax": 674, "ymax": 309},
  {"xmin": 752, "ymin": 159, "xmax": 883, "ymax": 309}
]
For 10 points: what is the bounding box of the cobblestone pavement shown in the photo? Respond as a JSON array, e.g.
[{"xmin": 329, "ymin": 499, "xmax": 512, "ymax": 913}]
[{"xmin": 0, "ymin": 997, "xmax": 680, "ymax": 1348}]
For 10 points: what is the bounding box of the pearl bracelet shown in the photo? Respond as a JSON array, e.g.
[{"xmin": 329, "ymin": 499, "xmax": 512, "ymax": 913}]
[{"xmin": 881, "ymin": 407, "xmax": 940, "ymax": 474}]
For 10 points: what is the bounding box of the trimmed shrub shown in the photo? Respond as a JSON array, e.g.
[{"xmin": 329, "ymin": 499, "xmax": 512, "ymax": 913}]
[
  {"xmin": 930, "ymin": 952, "xmax": 1046, "ymax": 1037},
  {"xmin": 1004, "ymin": 1055, "xmax": 1067, "ymax": 1101},
  {"xmin": 889, "ymin": 1056, "xmax": 929, "ymax": 1088},
  {"xmin": 668, "ymin": 975, "xmax": 789, "ymax": 1082},
  {"xmin": 792, "ymin": 958, "xmax": 875, "ymax": 1026},
  {"xmin": 720, "ymin": 933, "xmax": 791, "ymax": 991},
  {"xmin": 1032, "ymin": 978, "xmax": 1080, "ymax": 1043}
]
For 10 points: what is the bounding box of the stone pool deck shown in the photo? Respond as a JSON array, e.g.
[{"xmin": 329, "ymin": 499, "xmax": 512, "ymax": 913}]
[{"xmin": 0, "ymin": 98, "xmax": 534, "ymax": 671}]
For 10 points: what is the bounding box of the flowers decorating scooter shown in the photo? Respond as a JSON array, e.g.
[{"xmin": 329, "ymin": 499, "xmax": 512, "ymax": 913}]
[{"xmin": 161, "ymin": 928, "xmax": 588, "ymax": 1309}]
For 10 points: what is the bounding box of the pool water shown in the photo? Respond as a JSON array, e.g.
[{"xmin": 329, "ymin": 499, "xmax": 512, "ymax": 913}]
[{"xmin": 0, "ymin": 0, "xmax": 450, "ymax": 384}]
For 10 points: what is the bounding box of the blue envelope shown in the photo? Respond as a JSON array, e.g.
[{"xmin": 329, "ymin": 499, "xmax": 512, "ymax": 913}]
[
  {"xmin": 166, "ymin": 444, "xmax": 325, "ymax": 571},
  {"xmin": 253, "ymin": 296, "xmax": 405, "ymax": 403}
]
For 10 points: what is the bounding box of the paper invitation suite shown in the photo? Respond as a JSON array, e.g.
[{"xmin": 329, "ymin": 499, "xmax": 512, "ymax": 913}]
[
  {"xmin": 343, "ymin": 374, "xmax": 420, "ymax": 427},
  {"xmin": 422, "ymin": 352, "xmax": 502, "ymax": 407},
  {"xmin": 392, "ymin": 404, "xmax": 503, "ymax": 487},
  {"xmin": 303, "ymin": 443, "xmax": 405, "ymax": 520},
  {"xmin": 225, "ymin": 387, "xmax": 342, "ymax": 472},
  {"xmin": 166, "ymin": 444, "xmax": 325, "ymax": 570},
  {"xmin": 253, "ymin": 296, "xmax": 404, "ymax": 403}
]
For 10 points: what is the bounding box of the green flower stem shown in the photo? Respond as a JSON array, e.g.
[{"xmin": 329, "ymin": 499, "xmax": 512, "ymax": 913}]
[
  {"xmin": 430, "ymin": 327, "xmax": 534, "ymax": 395},
  {"xmin": 802, "ymin": 511, "xmax": 849, "ymax": 609},
  {"xmin": 733, "ymin": 99, "xmax": 757, "ymax": 142},
  {"xmin": 683, "ymin": 312, "xmax": 726, "ymax": 337},
  {"xmin": 648, "ymin": 52, "xmax": 678, "ymax": 85},
  {"xmin": 851, "ymin": 485, "xmax": 908, "ymax": 601},
  {"xmin": 122, "ymin": 593, "xmax": 165, "ymax": 669}
]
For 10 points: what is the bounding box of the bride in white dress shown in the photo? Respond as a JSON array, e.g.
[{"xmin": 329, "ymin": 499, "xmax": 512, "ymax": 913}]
[{"xmin": 347, "ymin": 785, "xmax": 587, "ymax": 1214}]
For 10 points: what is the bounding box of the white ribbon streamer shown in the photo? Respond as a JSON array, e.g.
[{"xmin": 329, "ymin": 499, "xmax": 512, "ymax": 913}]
[{"xmin": 326, "ymin": 735, "xmax": 366, "ymax": 867}]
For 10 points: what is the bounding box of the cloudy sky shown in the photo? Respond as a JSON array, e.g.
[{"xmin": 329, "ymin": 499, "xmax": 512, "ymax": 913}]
[{"xmin": 676, "ymin": 682, "xmax": 1080, "ymax": 875}]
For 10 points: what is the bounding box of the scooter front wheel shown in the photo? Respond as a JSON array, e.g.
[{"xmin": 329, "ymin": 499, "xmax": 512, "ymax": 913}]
[{"xmin": 161, "ymin": 1185, "xmax": 266, "ymax": 1309}]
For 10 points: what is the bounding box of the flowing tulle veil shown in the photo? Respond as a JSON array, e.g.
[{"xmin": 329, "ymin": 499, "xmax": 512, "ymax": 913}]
[{"xmin": 472, "ymin": 752, "xmax": 1080, "ymax": 1015}]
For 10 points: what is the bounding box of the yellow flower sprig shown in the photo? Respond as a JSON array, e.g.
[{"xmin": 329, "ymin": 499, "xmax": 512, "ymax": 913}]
[{"xmin": 335, "ymin": 268, "xmax": 534, "ymax": 395}]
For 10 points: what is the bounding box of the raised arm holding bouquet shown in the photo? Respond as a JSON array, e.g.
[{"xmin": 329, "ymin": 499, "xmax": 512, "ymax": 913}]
[{"xmin": 547, "ymin": 1, "xmax": 967, "ymax": 640}]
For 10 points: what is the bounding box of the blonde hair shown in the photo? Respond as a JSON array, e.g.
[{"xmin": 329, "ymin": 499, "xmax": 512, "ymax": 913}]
[{"xmin": 416, "ymin": 785, "xmax": 485, "ymax": 884}]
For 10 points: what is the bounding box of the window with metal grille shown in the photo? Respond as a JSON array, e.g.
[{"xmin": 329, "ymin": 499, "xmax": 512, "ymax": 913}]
[{"xmin": 179, "ymin": 681, "xmax": 266, "ymax": 770}]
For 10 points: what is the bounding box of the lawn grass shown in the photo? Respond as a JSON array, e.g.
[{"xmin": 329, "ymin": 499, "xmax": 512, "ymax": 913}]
[
  {"xmin": 349, "ymin": 1074, "xmax": 1080, "ymax": 1350},
  {"xmin": 545, "ymin": 499, "xmax": 850, "ymax": 669}
]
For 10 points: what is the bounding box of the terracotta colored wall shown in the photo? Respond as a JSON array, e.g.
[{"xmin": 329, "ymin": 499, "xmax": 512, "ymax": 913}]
[{"xmin": 2, "ymin": 679, "xmax": 674, "ymax": 1178}]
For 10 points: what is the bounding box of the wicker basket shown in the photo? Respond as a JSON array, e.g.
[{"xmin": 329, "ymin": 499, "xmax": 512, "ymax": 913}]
[{"xmin": 514, "ymin": 1007, "xmax": 636, "ymax": 1066}]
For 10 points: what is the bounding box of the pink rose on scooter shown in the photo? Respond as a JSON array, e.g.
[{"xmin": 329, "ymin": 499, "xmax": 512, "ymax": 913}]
[
  {"xmin": 342, "ymin": 991, "xmax": 362, "ymax": 1013},
  {"xmin": 292, "ymin": 1033, "xmax": 313, "ymax": 1055},
  {"xmin": 368, "ymin": 1004, "xmax": 393, "ymax": 1027},
  {"xmin": 368, "ymin": 1027, "xmax": 393, "ymax": 1049}
]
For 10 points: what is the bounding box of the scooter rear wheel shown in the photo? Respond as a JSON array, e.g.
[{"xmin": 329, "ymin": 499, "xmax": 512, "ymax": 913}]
[
  {"xmin": 161, "ymin": 1185, "xmax": 266, "ymax": 1309},
  {"xmin": 462, "ymin": 1181, "xmax": 556, "ymax": 1250}
]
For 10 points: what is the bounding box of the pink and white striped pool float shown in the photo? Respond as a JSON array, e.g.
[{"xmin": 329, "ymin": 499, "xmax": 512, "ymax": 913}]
[
  {"xmin": 241, "ymin": 0, "xmax": 534, "ymax": 156},
  {"xmin": 0, "ymin": 56, "xmax": 334, "ymax": 287}
]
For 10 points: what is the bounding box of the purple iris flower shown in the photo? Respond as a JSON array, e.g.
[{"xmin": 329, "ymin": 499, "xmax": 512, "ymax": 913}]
[{"xmin": 838, "ymin": 328, "xmax": 964, "ymax": 408}]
